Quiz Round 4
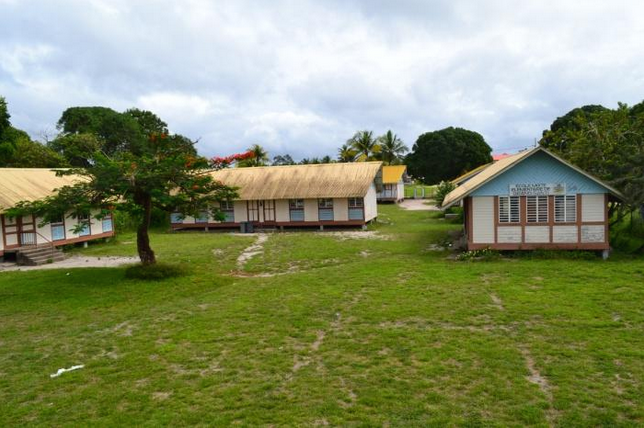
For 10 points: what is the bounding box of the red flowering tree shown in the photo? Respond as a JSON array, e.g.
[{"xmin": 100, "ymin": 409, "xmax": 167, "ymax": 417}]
[
  {"xmin": 8, "ymin": 120, "xmax": 238, "ymax": 265},
  {"xmin": 210, "ymin": 150, "xmax": 254, "ymax": 169}
]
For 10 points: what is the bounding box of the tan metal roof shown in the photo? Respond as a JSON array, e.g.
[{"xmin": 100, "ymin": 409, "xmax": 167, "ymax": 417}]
[
  {"xmin": 382, "ymin": 165, "xmax": 407, "ymax": 184},
  {"xmin": 0, "ymin": 168, "xmax": 84, "ymax": 213},
  {"xmin": 209, "ymin": 162, "xmax": 382, "ymax": 200},
  {"xmin": 442, "ymin": 147, "xmax": 623, "ymax": 209}
]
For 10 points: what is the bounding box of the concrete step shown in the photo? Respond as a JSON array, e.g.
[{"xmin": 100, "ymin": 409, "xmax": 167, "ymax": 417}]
[
  {"xmin": 18, "ymin": 245, "xmax": 58, "ymax": 253},
  {"xmin": 17, "ymin": 246, "xmax": 65, "ymax": 266},
  {"xmin": 21, "ymin": 256, "xmax": 66, "ymax": 266}
]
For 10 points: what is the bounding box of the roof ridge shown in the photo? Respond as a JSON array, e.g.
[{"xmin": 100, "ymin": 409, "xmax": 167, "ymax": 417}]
[{"xmin": 216, "ymin": 161, "xmax": 382, "ymax": 171}]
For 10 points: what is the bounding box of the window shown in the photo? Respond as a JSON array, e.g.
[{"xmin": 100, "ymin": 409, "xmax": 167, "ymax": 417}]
[
  {"xmin": 196, "ymin": 211, "xmax": 209, "ymax": 223},
  {"xmin": 348, "ymin": 197, "xmax": 364, "ymax": 208},
  {"xmin": 78, "ymin": 213, "xmax": 90, "ymax": 236},
  {"xmin": 348, "ymin": 197, "xmax": 364, "ymax": 220},
  {"xmin": 102, "ymin": 213, "xmax": 113, "ymax": 233},
  {"xmin": 499, "ymin": 196, "xmax": 520, "ymax": 223},
  {"xmin": 382, "ymin": 184, "xmax": 395, "ymax": 198},
  {"xmin": 318, "ymin": 198, "xmax": 334, "ymax": 221},
  {"xmin": 51, "ymin": 215, "xmax": 65, "ymax": 241},
  {"xmin": 527, "ymin": 196, "xmax": 548, "ymax": 223},
  {"xmin": 220, "ymin": 201, "xmax": 234, "ymax": 222},
  {"xmin": 318, "ymin": 198, "xmax": 333, "ymax": 208},
  {"xmin": 289, "ymin": 199, "xmax": 305, "ymax": 221},
  {"xmin": 555, "ymin": 195, "xmax": 577, "ymax": 223},
  {"xmin": 170, "ymin": 212, "xmax": 183, "ymax": 224}
]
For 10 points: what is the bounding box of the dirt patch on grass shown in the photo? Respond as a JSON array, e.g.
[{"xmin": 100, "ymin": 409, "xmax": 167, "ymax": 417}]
[
  {"xmin": 152, "ymin": 391, "xmax": 172, "ymax": 401},
  {"xmin": 399, "ymin": 199, "xmax": 440, "ymax": 211},
  {"xmin": 236, "ymin": 234, "xmax": 269, "ymax": 269},
  {"xmin": 378, "ymin": 318, "xmax": 512, "ymax": 333},
  {"xmin": 292, "ymin": 355, "xmax": 311, "ymax": 372},
  {"xmin": 490, "ymin": 293, "xmax": 505, "ymax": 311},
  {"xmin": 520, "ymin": 347, "xmax": 558, "ymax": 425},
  {"xmin": 310, "ymin": 330, "xmax": 326, "ymax": 351},
  {"xmin": 230, "ymin": 258, "xmax": 341, "ymax": 278},
  {"xmin": 111, "ymin": 321, "xmax": 134, "ymax": 337},
  {"xmin": 326, "ymin": 231, "xmax": 390, "ymax": 241},
  {"xmin": 0, "ymin": 256, "xmax": 139, "ymax": 272}
]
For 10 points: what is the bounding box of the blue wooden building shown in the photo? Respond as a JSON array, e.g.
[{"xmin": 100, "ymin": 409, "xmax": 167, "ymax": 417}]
[{"xmin": 442, "ymin": 147, "xmax": 622, "ymax": 252}]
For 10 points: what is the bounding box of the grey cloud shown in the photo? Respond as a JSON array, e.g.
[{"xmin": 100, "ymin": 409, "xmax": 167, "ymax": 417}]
[{"xmin": 1, "ymin": 0, "xmax": 644, "ymax": 161}]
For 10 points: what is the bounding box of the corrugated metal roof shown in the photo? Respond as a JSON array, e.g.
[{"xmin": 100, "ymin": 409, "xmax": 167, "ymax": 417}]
[
  {"xmin": 0, "ymin": 168, "xmax": 84, "ymax": 213},
  {"xmin": 382, "ymin": 165, "xmax": 407, "ymax": 184},
  {"xmin": 209, "ymin": 162, "xmax": 382, "ymax": 200},
  {"xmin": 442, "ymin": 147, "xmax": 623, "ymax": 208}
]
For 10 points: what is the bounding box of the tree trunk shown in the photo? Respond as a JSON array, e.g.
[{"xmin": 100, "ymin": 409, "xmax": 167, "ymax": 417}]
[{"xmin": 135, "ymin": 190, "xmax": 156, "ymax": 265}]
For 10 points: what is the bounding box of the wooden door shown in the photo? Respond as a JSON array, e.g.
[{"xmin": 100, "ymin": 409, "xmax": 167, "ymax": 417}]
[
  {"xmin": 247, "ymin": 201, "xmax": 260, "ymax": 222},
  {"xmin": 19, "ymin": 215, "xmax": 36, "ymax": 245},
  {"xmin": 1, "ymin": 215, "xmax": 19, "ymax": 248},
  {"xmin": 2, "ymin": 214, "xmax": 36, "ymax": 247},
  {"xmin": 262, "ymin": 200, "xmax": 275, "ymax": 222}
]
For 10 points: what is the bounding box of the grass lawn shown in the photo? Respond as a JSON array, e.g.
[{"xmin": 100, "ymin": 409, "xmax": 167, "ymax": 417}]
[
  {"xmin": 1, "ymin": 205, "xmax": 644, "ymax": 426},
  {"xmin": 404, "ymin": 183, "xmax": 436, "ymax": 199}
]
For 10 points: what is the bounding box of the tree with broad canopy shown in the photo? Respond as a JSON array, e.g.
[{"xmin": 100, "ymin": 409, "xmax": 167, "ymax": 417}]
[
  {"xmin": 405, "ymin": 127, "xmax": 492, "ymax": 184},
  {"xmin": 6, "ymin": 107, "xmax": 238, "ymax": 265},
  {"xmin": 539, "ymin": 101, "xmax": 644, "ymax": 223}
]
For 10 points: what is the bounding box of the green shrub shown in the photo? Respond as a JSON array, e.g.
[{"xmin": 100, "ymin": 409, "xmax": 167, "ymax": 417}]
[
  {"xmin": 444, "ymin": 206, "xmax": 464, "ymax": 223},
  {"xmin": 124, "ymin": 262, "xmax": 187, "ymax": 280},
  {"xmin": 434, "ymin": 181, "xmax": 456, "ymax": 206},
  {"xmin": 610, "ymin": 209, "xmax": 644, "ymax": 254}
]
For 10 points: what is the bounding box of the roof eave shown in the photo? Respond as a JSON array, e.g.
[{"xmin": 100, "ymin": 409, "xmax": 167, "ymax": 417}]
[{"xmin": 441, "ymin": 146, "xmax": 625, "ymax": 208}]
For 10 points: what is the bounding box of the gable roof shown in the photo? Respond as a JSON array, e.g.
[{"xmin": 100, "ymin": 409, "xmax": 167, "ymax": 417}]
[
  {"xmin": 209, "ymin": 162, "xmax": 382, "ymax": 200},
  {"xmin": 442, "ymin": 147, "xmax": 623, "ymax": 209},
  {"xmin": 0, "ymin": 168, "xmax": 83, "ymax": 213},
  {"xmin": 451, "ymin": 162, "xmax": 492, "ymax": 186},
  {"xmin": 382, "ymin": 165, "xmax": 407, "ymax": 184}
]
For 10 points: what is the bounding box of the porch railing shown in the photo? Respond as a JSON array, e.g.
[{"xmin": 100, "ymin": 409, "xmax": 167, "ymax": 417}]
[{"xmin": 19, "ymin": 231, "xmax": 56, "ymax": 252}]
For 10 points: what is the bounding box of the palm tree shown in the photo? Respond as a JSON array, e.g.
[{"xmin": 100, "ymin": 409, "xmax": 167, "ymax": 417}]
[
  {"xmin": 377, "ymin": 130, "xmax": 408, "ymax": 165},
  {"xmin": 238, "ymin": 144, "xmax": 269, "ymax": 167},
  {"xmin": 348, "ymin": 130, "xmax": 380, "ymax": 161},
  {"xmin": 337, "ymin": 143, "xmax": 357, "ymax": 162}
]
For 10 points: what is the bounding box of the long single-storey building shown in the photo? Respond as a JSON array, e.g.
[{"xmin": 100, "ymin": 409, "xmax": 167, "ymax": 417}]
[
  {"xmin": 442, "ymin": 147, "xmax": 622, "ymax": 252},
  {"xmin": 171, "ymin": 162, "xmax": 382, "ymax": 230},
  {"xmin": 0, "ymin": 169, "xmax": 114, "ymax": 260},
  {"xmin": 376, "ymin": 165, "xmax": 407, "ymax": 202}
]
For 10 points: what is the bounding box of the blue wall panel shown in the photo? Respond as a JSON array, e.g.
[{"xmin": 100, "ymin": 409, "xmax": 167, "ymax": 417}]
[{"xmin": 471, "ymin": 151, "xmax": 607, "ymax": 196}]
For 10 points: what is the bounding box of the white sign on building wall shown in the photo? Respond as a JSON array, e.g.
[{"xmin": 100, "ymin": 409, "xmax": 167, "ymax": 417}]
[{"xmin": 509, "ymin": 183, "xmax": 566, "ymax": 196}]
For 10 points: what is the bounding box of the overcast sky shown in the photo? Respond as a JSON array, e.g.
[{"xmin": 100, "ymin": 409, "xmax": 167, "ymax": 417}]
[{"xmin": 1, "ymin": 0, "xmax": 643, "ymax": 160}]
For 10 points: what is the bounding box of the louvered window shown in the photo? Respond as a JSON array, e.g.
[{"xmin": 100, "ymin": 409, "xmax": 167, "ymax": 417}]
[
  {"xmin": 527, "ymin": 196, "xmax": 548, "ymax": 223},
  {"xmin": 554, "ymin": 195, "xmax": 576, "ymax": 223},
  {"xmin": 289, "ymin": 199, "xmax": 305, "ymax": 221},
  {"xmin": 499, "ymin": 196, "xmax": 520, "ymax": 223}
]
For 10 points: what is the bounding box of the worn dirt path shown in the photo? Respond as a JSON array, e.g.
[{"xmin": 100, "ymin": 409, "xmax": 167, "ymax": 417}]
[
  {"xmin": 0, "ymin": 256, "xmax": 139, "ymax": 272},
  {"xmin": 398, "ymin": 199, "xmax": 440, "ymax": 211},
  {"xmin": 236, "ymin": 234, "xmax": 269, "ymax": 270}
]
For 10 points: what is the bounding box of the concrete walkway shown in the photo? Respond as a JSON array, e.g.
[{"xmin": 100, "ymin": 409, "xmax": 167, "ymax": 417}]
[{"xmin": 398, "ymin": 199, "xmax": 441, "ymax": 211}]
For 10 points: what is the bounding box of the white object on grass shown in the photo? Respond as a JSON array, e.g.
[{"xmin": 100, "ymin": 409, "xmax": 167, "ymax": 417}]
[{"xmin": 50, "ymin": 364, "xmax": 84, "ymax": 378}]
